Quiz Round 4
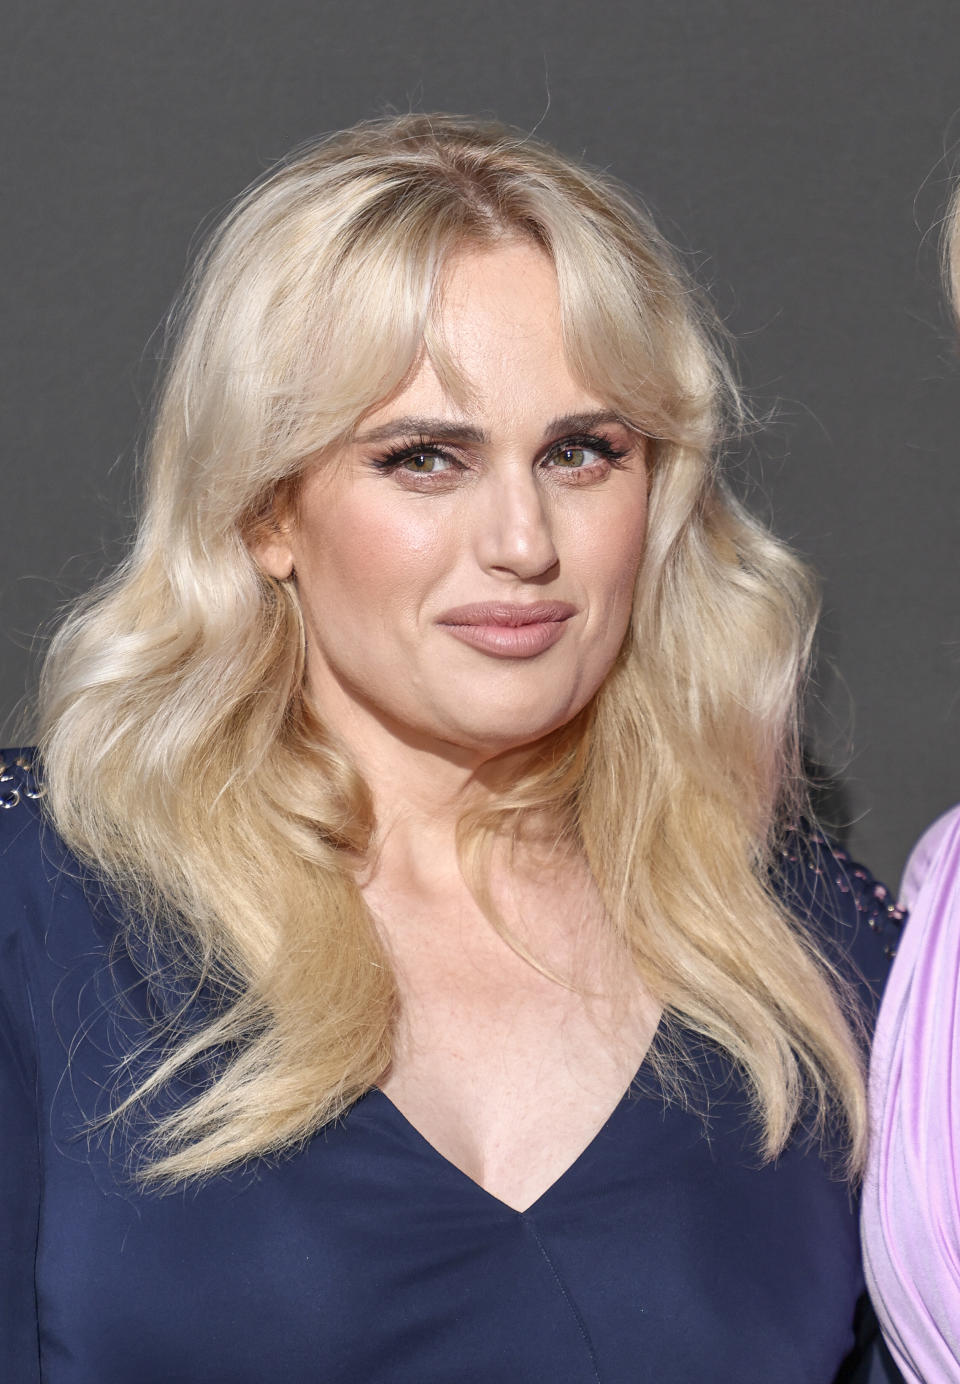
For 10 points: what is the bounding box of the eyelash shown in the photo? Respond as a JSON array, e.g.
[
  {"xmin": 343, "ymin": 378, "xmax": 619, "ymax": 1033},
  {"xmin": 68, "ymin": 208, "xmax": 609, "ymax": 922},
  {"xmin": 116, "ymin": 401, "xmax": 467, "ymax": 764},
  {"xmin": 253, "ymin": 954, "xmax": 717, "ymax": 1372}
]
[{"xmin": 370, "ymin": 433, "xmax": 630, "ymax": 477}]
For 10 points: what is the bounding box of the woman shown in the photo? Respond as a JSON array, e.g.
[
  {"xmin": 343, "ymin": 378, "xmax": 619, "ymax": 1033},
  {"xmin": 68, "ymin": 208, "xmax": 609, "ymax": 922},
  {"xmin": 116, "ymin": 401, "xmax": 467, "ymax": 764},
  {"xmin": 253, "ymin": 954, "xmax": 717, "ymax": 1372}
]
[
  {"xmin": 1, "ymin": 114, "xmax": 900, "ymax": 1382},
  {"xmin": 861, "ymin": 190, "xmax": 960, "ymax": 1384}
]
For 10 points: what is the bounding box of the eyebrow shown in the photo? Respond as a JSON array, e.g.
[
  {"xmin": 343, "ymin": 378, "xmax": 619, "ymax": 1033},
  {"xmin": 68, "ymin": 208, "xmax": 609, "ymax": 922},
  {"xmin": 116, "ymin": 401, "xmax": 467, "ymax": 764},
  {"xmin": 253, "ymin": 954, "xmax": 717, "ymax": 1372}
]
[
  {"xmin": 354, "ymin": 416, "xmax": 488, "ymax": 445},
  {"xmin": 352, "ymin": 410, "xmax": 629, "ymax": 447}
]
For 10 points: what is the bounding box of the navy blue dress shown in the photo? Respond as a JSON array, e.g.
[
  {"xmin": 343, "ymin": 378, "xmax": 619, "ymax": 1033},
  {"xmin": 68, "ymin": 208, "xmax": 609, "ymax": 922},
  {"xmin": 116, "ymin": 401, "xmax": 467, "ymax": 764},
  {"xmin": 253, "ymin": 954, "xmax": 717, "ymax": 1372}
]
[{"xmin": 0, "ymin": 753, "xmax": 903, "ymax": 1382}]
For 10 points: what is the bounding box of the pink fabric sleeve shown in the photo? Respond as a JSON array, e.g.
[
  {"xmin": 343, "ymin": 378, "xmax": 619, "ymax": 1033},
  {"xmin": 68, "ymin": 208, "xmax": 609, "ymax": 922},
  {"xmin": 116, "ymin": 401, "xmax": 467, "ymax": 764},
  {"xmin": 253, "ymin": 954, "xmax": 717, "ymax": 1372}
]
[
  {"xmin": 861, "ymin": 805, "xmax": 960, "ymax": 1384},
  {"xmin": 900, "ymin": 808, "xmax": 960, "ymax": 909}
]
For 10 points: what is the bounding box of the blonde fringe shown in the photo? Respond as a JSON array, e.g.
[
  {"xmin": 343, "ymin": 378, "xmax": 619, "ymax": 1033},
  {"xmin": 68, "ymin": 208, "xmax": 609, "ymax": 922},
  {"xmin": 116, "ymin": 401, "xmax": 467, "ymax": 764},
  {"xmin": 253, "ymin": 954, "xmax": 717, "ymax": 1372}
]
[{"xmin": 37, "ymin": 114, "xmax": 866, "ymax": 1185}]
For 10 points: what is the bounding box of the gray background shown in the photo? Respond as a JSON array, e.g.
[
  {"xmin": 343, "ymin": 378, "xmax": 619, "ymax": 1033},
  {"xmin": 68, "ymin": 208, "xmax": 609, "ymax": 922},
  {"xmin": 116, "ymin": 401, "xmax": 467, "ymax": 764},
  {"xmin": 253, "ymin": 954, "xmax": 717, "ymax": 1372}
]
[{"xmin": 3, "ymin": 0, "xmax": 959, "ymax": 887}]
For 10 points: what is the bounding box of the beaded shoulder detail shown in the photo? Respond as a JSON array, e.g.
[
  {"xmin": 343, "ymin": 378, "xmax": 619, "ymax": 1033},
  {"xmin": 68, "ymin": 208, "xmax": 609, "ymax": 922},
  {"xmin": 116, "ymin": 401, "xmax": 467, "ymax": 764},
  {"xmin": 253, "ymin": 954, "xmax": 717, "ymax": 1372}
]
[
  {"xmin": 0, "ymin": 751, "xmax": 45, "ymax": 811},
  {"xmin": 777, "ymin": 830, "xmax": 905, "ymax": 962}
]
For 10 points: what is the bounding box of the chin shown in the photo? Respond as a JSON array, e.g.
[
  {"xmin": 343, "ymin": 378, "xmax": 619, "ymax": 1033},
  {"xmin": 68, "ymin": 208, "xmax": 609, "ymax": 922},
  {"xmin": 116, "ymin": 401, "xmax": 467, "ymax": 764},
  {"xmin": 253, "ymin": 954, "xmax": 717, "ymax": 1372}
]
[{"xmin": 435, "ymin": 699, "xmax": 586, "ymax": 759}]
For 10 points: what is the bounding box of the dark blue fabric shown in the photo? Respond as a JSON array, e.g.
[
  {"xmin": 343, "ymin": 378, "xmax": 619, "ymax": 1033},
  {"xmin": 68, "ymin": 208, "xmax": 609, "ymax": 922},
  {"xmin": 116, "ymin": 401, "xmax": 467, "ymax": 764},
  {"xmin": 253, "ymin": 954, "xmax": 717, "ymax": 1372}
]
[{"xmin": 0, "ymin": 754, "xmax": 903, "ymax": 1383}]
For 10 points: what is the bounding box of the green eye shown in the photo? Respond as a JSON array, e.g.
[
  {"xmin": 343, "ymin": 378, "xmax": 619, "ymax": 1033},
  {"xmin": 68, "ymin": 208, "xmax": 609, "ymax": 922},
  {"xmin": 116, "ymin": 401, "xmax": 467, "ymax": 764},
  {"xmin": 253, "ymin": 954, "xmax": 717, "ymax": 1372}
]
[
  {"xmin": 402, "ymin": 453, "xmax": 448, "ymax": 473},
  {"xmin": 549, "ymin": 445, "xmax": 606, "ymax": 469}
]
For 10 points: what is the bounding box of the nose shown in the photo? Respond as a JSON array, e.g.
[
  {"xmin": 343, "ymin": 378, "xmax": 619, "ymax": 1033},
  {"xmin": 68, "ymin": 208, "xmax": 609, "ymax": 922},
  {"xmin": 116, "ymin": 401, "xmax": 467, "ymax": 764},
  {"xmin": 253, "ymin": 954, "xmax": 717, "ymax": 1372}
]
[{"xmin": 474, "ymin": 466, "xmax": 559, "ymax": 582}]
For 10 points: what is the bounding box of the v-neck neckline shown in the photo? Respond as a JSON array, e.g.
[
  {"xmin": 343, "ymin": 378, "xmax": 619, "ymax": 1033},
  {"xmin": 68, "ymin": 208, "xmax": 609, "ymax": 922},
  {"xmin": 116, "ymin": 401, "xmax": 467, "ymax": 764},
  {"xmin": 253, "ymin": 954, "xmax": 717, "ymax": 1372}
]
[{"xmin": 369, "ymin": 1014, "xmax": 666, "ymax": 1216}]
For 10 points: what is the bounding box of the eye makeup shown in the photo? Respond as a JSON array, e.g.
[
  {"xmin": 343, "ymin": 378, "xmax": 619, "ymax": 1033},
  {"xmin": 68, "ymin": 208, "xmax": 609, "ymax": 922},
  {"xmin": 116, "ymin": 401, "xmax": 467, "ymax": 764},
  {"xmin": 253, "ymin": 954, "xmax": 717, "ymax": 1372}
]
[
  {"xmin": 541, "ymin": 433, "xmax": 630, "ymax": 468},
  {"xmin": 367, "ymin": 430, "xmax": 633, "ymax": 487}
]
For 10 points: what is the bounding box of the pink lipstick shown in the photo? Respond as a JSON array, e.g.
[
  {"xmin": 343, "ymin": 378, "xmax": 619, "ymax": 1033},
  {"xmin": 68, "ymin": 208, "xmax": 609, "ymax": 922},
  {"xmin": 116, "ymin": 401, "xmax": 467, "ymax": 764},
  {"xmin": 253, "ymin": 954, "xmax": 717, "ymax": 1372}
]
[{"xmin": 436, "ymin": 602, "xmax": 576, "ymax": 658}]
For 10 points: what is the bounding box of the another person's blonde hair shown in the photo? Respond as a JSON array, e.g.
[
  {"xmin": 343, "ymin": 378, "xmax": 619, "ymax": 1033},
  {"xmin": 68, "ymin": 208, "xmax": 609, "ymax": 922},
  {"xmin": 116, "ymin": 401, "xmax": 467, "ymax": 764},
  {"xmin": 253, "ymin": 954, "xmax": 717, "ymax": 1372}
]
[
  {"xmin": 945, "ymin": 181, "xmax": 960, "ymax": 319},
  {"xmin": 37, "ymin": 114, "xmax": 866, "ymax": 1184}
]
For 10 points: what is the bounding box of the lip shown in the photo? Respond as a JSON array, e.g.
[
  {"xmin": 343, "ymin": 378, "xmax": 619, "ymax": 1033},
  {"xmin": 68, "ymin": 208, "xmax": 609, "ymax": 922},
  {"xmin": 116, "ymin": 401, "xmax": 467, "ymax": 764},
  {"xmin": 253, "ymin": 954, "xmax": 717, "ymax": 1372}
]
[{"xmin": 436, "ymin": 601, "xmax": 577, "ymax": 658}]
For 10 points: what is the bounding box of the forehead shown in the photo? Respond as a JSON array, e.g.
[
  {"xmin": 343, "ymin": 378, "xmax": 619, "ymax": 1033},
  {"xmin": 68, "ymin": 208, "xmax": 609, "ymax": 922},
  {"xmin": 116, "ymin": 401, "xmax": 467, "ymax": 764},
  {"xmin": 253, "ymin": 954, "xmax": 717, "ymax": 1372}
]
[{"xmin": 360, "ymin": 241, "xmax": 606, "ymax": 433}]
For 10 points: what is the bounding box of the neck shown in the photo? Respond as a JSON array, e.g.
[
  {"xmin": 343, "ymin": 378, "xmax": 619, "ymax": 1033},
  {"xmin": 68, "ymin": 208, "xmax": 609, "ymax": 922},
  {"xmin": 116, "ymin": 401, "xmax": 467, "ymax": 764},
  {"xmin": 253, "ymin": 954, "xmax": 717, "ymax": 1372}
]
[{"xmin": 304, "ymin": 678, "xmax": 573, "ymax": 896}]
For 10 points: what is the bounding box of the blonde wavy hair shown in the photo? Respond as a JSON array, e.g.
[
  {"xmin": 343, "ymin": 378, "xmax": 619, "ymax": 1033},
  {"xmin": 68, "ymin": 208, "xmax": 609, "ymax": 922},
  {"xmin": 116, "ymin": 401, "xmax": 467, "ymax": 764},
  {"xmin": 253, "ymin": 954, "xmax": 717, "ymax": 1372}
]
[{"xmin": 38, "ymin": 113, "xmax": 866, "ymax": 1184}]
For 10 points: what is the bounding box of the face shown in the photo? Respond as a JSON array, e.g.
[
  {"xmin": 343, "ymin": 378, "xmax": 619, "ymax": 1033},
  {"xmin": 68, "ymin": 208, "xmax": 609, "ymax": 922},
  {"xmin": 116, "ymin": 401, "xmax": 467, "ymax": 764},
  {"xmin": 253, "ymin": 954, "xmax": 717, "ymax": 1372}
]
[{"xmin": 256, "ymin": 241, "xmax": 648, "ymax": 764}]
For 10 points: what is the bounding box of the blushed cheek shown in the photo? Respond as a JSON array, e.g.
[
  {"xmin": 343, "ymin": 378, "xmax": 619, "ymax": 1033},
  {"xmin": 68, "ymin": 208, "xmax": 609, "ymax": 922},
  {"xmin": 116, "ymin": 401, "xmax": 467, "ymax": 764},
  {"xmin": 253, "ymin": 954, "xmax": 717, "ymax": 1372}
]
[
  {"xmin": 298, "ymin": 493, "xmax": 455, "ymax": 621},
  {"xmin": 581, "ymin": 503, "xmax": 648, "ymax": 614}
]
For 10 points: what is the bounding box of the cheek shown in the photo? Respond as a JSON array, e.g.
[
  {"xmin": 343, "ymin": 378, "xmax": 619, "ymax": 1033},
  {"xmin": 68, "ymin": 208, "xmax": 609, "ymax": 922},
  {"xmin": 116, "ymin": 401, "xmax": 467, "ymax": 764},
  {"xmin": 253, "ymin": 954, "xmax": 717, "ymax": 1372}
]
[
  {"xmin": 294, "ymin": 490, "xmax": 456, "ymax": 618},
  {"xmin": 572, "ymin": 494, "xmax": 649, "ymax": 608}
]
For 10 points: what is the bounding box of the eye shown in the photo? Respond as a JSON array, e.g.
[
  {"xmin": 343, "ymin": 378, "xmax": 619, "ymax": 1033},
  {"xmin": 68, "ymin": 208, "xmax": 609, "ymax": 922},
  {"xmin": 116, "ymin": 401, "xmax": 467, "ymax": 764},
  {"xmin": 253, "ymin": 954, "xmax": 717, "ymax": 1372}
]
[
  {"xmin": 369, "ymin": 441, "xmax": 465, "ymax": 486},
  {"xmin": 547, "ymin": 445, "xmax": 604, "ymax": 469},
  {"xmin": 543, "ymin": 433, "xmax": 628, "ymax": 474},
  {"xmin": 400, "ymin": 451, "xmax": 452, "ymax": 474}
]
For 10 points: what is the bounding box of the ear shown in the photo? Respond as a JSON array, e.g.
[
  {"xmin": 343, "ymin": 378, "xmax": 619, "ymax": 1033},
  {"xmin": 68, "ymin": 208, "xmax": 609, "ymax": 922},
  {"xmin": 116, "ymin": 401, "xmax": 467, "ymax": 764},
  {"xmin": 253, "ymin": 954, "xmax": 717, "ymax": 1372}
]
[
  {"xmin": 246, "ymin": 487, "xmax": 298, "ymax": 580},
  {"xmin": 250, "ymin": 528, "xmax": 296, "ymax": 581}
]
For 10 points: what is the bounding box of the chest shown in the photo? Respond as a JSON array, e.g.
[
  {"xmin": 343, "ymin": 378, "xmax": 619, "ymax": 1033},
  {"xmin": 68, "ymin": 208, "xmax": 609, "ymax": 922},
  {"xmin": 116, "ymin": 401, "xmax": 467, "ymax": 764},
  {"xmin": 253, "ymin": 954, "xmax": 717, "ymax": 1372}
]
[
  {"xmin": 37, "ymin": 1075, "xmax": 864, "ymax": 1384},
  {"xmin": 375, "ymin": 894, "xmax": 660, "ymax": 1210}
]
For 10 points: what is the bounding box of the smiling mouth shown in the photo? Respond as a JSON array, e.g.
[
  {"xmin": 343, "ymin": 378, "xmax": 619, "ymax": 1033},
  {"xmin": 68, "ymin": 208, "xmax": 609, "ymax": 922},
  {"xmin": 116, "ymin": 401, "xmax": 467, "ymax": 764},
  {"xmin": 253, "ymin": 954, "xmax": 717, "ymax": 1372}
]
[{"xmin": 436, "ymin": 602, "xmax": 576, "ymax": 658}]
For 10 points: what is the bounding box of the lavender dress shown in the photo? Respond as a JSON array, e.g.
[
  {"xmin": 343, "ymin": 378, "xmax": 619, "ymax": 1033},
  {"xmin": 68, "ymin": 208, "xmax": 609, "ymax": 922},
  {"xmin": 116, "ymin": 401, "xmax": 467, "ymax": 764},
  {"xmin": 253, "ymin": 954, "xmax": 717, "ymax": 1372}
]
[{"xmin": 863, "ymin": 807, "xmax": 960, "ymax": 1383}]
